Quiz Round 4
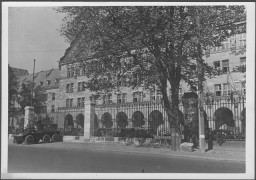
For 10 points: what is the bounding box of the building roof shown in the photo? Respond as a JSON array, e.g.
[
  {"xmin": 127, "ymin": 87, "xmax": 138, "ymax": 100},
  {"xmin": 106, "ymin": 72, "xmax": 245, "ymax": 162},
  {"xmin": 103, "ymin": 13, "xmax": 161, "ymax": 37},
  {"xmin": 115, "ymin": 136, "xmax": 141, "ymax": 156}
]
[
  {"xmin": 19, "ymin": 68, "xmax": 64, "ymax": 90},
  {"xmin": 10, "ymin": 67, "xmax": 29, "ymax": 77},
  {"xmin": 59, "ymin": 37, "xmax": 94, "ymax": 67}
]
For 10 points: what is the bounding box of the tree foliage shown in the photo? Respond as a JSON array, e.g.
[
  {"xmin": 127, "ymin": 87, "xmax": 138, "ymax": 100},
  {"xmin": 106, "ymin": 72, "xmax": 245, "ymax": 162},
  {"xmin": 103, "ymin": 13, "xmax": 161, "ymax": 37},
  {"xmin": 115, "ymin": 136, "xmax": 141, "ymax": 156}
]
[
  {"xmin": 17, "ymin": 81, "xmax": 47, "ymax": 115},
  {"xmin": 8, "ymin": 65, "xmax": 19, "ymax": 118},
  {"xmin": 57, "ymin": 6, "xmax": 246, "ymax": 134}
]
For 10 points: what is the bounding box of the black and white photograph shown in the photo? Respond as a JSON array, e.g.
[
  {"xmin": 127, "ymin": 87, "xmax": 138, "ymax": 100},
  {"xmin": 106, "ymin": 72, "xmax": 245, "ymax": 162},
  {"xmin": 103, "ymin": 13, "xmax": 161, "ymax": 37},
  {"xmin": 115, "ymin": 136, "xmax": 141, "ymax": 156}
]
[{"xmin": 1, "ymin": 2, "xmax": 255, "ymax": 179}]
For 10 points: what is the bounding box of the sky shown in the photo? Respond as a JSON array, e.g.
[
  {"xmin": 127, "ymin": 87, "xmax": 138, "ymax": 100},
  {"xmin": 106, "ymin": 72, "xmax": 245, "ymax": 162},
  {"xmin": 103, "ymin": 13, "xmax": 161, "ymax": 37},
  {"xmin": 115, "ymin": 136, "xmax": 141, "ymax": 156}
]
[{"xmin": 8, "ymin": 7, "xmax": 69, "ymax": 74}]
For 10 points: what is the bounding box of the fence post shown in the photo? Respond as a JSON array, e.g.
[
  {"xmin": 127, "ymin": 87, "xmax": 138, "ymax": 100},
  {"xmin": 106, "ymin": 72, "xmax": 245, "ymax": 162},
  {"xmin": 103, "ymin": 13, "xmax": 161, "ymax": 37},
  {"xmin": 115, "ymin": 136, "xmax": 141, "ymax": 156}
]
[{"xmin": 84, "ymin": 101, "xmax": 95, "ymax": 142}]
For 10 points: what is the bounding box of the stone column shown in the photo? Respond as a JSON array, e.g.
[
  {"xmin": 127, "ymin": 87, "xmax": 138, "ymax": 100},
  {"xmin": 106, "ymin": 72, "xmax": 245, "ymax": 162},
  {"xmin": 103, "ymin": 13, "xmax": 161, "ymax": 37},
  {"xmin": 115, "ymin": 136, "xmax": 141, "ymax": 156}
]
[
  {"xmin": 84, "ymin": 101, "xmax": 95, "ymax": 142},
  {"xmin": 24, "ymin": 106, "xmax": 34, "ymax": 128}
]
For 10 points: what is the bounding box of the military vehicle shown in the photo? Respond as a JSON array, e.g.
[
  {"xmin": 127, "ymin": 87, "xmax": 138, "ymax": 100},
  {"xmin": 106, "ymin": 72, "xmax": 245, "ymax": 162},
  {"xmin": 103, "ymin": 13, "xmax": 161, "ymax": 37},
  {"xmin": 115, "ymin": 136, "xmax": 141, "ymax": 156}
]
[{"xmin": 14, "ymin": 123, "xmax": 61, "ymax": 145}]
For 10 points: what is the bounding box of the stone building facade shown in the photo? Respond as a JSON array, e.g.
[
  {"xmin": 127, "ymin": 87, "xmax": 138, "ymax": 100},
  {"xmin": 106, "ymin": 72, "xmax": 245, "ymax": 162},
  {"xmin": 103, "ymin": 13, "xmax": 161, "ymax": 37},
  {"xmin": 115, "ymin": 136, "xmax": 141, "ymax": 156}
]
[
  {"xmin": 50, "ymin": 31, "xmax": 246, "ymax": 134},
  {"xmin": 12, "ymin": 31, "xmax": 246, "ymax": 135}
]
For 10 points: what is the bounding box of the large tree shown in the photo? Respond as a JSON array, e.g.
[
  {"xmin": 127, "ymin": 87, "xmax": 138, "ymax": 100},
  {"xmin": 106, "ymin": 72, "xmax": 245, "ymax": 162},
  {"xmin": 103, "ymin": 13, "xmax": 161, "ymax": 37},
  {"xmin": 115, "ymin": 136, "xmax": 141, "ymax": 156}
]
[
  {"xmin": 57, "ymin": 6, "xmax": 246, "ymax": 149},
  {"xmin": 8, "ymin": 65, "xmax": 19, "ymax": 119},
  {"xmin": 17, "ymin": 81, "xmax": 47, "ymax": 116}
]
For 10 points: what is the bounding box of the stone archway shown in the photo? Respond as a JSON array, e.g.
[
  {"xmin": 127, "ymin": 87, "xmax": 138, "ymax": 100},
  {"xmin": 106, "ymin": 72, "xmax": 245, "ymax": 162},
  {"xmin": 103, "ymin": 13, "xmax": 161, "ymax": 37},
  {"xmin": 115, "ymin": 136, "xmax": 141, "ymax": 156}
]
[
  {"xmin": 213, "ymin": 107, "xmax": 234, "ymax": 130},
  {"xmin": 101, "ymin": 112, "xmax": 113, "ymax": 128},
  {"xmin": 116, "ymin": 112, "xmax": 128, "ymax": 128},
  {"xmin": 76, "ymin": 114, "xmax": 84, "ymax": 129},
  {"xmin": 149, "ymin": 110, "xmax": 164, "ymax": 132},
  {"xmin": 64, "ymin": 114, "xmax": 74, "ymax": 130},
  {"xmin": 132, "ymin": 111, "xmax": 145, "ymax": 128}
]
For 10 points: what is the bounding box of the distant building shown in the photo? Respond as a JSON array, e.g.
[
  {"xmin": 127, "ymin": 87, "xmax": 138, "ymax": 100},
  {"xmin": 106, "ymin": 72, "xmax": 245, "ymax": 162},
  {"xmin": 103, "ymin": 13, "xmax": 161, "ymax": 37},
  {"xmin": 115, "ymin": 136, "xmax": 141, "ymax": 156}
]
[{"xmin": 9, "ymin": 68, "xmax": 64, "ymax": 129}]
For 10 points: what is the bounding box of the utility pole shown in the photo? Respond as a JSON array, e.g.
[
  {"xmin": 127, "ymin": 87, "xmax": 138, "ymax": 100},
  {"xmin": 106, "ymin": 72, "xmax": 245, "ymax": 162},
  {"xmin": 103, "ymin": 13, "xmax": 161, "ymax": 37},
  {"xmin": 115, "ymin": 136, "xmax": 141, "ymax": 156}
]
[
  {"xmin": 196, "ymin": 8, "xmax": 205, "ymax": 153},
  {"xmin": 31, "ymin": 59, "xmax": 36, "ymax": 106}
]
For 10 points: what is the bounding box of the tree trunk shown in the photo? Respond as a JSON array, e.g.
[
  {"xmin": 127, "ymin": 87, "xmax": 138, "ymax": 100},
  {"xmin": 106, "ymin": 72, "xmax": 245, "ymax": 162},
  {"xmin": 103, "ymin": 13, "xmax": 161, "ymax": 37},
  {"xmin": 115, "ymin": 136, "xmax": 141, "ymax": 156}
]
[{"xmin": 160, "ymin": 78, "xmax": 182, "ymax": 151}]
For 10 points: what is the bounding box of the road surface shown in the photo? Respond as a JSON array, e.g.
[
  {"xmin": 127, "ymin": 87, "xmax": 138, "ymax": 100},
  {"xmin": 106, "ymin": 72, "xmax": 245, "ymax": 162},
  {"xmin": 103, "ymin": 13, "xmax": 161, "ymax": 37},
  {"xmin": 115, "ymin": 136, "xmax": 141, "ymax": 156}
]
[{"xmin": 8, "ymin": 143, "xmax": 245, "ymax": 173}]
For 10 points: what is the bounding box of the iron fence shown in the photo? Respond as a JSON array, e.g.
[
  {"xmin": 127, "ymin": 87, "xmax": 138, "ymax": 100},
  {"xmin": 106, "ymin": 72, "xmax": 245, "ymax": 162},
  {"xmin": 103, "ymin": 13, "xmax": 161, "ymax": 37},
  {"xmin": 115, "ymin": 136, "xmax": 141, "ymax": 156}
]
[
  {"xmin": 93, "ymin": 95, "xmax": 245, "ymax": 141},
  {"xmin": 55, "ymin": 95, "xmax": 245, "ymax": 142}
]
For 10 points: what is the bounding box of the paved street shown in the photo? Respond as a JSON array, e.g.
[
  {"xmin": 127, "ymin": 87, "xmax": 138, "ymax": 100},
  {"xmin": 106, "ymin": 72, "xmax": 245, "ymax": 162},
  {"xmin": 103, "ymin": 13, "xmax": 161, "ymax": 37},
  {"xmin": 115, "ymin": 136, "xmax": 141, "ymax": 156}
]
[{"xmin": 8, "ymin": 143, "xmax": 245, "ymax": 173}]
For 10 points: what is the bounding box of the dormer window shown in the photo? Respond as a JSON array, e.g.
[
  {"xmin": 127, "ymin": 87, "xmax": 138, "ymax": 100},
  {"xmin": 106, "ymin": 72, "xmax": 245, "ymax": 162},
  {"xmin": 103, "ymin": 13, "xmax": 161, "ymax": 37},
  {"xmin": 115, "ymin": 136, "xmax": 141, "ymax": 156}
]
[
  {"xmin": 55, "ymin": 79, "xmax": 59, "ymax": 84},
  {"xmin": 40, "ymin": 81, "xmax": 44, "ymax": 86},
  {"xmin": 47, "ymin": 80, "xmax": 51, "ymax": 85}
]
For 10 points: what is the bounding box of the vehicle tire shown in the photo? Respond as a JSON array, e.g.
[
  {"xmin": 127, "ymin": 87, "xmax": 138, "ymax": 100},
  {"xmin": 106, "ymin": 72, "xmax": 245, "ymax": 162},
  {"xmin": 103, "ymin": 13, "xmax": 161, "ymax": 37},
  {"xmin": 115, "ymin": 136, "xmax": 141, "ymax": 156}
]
[
  {"xmin": 42, "ymin": 134, "xmax": 51, "ymax": 143},
  {"xmin": 25, "ymin": 135, "xmax": 34, "ymax": 145},
  {"xmin": 51, "ymin": 134, "xmax": 60, "ymax": 142}
]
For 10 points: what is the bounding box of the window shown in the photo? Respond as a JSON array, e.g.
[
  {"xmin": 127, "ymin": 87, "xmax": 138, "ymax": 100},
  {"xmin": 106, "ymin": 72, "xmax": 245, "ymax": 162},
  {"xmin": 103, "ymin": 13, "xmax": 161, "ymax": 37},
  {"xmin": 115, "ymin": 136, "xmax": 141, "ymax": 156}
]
[
  {"xmin": 117, "ymin": 93, "xmax": 126, "ymax": 104},
  {"xmin": 108, "ymin": 94, "xmax": 112, "ymax": 104},
  {"xmin": 67, "ymin": 67, "xmax": 76, "ymax": 78},
  {"xmin": 223, "ymin": 83, "xmax": 231, "ymax": 96},
  {"xmin": 70, "ymin": 99, "xmax": 73, "ymax": 107},
  {"xmin": 122, "ymin": 93, "xmax": 127, "ymax": 103},
  {"xmin": 214, "ymin": 84, "xmax": 222, "ymax": 96},
  {"xmin": 71, "ymin": 67, "xmax": 75, "ymax": 77},
  {"xmin": 150, "ymin": 91, "xmax": 156, "ymax": 101},
  {"xmin": 156, "ymin": 90, "xmax": 162, "ymax": 101},
  {"xmin": 66, "ymin": 99, "xmax": 69, "ymax": 107},
  {"xmin": 239, "ymin": 33, "xmax": 246, "ymax": 48},
  {"xmin": 82, "ymin": 67, "xmax": 86, "ymax": 75},
  {"xmin": 77, "ymin": 97, "xmax": 85, "ymax": 107},
  {"xmin": 103, "ymin": 94, "xmax": 112, "ymax": 104},
  {"xmin": 66, "ymin": 99, "xmax": 73, "ymax": 107},
  {"xmin": 47, "ymin": 80, "xmax": 51, "ymax": 86},
  {"xmin": 66, "ymin": 83, "xmax": 74, "ymax": 93},
  {"xmin": 40, "ymin": 81, "xmax": 44, "ymax": 86},
  {"xmin": 67, "ymin": 67, "xmax": 71, "ymax": 78},
  {"xmin": 214, "ymin": 61, "xmax": 221, "ymax": 70},
  {"xmin": 241, "ymin": 82, "xmax": 246, "ymax": 95},
  {"xmin": 150, "ymin": 90, "xmax": 161, "ymax": 102},
  {"xmin": 78, "ymin": 82, "xmax": 86, "ymax": 91},
  {"xmin": 78, "ymin": 82, "xmax": 82, "ymax": 91},
  {"xmin": 66, "ymin": 84, "xmax": 70, "ymax": 92},
  {"xmin": 51, "ymin": 105, "xmax": 55, "ymax": 112},
  {"xmin": 222, "ymin": 60, "xmax": 229, "ymax": 74},
  {"xmin": 240, "ymin": 57, "xmax": 246, "ymax": 66},
  {"xmin": 117, "ymin": 94, "xmax": 121, "ymax": 104},
  {"xmin": 70, "ymin": 83, "xmax": 74, "ymax": 92},
  {"xmin": 133, "ymin": 92, "xmax": 143, "ymax": 102},
  {"xmin": 52, "ymin": 93, "xmax": 55, "ymax": 100},
  {"xmin": 222, "ymin": 40, "xmax": 230, "ymax": 50},
  {"xmin": 55, "ymin": 79, "xmax": 59, "ymax": 85}
]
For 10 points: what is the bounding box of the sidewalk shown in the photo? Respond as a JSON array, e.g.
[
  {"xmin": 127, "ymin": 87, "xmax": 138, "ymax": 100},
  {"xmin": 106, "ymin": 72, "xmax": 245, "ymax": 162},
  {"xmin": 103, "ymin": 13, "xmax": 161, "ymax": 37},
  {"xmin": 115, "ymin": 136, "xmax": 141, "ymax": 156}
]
[{"xmin": 14, "ymin": 140, "xmax": 245, "ymax": 162}]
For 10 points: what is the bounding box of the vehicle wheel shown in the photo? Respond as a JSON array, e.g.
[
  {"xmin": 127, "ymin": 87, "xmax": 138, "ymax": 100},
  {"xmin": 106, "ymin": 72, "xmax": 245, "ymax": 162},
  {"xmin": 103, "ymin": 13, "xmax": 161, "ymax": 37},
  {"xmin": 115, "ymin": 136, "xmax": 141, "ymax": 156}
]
[
  {"xmin": 51, "ymin": 134, "xmax": 60, "ymax": 142},
  {"xmin": 42, "ymin": 134, "xmax": 51, "ymax": 143},
  {"xmin": 25, "ymin": 135, "xmax": 34, "ymax": 145}
]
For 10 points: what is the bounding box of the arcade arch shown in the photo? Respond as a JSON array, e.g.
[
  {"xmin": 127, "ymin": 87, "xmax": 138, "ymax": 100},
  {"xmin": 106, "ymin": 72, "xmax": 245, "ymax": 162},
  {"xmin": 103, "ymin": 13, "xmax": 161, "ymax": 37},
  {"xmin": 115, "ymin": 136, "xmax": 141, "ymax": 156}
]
[{"xmin": 213, "ymin": 107, "xmax": 234, "ymax": 130}]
